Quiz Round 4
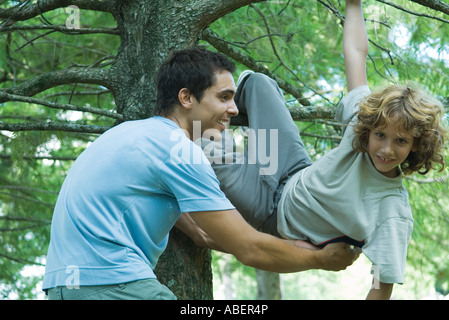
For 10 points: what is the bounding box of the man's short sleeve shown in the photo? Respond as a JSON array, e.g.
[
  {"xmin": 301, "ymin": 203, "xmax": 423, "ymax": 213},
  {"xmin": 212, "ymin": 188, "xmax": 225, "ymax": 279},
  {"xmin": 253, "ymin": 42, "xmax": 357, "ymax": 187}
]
[{"xmin": 161, "ymin": 135, "xmax": 234, "ymax": 213}]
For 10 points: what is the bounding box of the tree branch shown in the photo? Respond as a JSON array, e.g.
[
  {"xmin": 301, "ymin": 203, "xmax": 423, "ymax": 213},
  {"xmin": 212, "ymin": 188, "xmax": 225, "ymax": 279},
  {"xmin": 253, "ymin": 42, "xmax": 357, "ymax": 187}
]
[
  {"xmin": 201, "ymin": 28, "xmax": 311, "ymax": 106},
  {"xmin": 409, "ymin": 0, "xmax": 449, "ymax": 16},
  {"xmin": 231, "ymin": 103, "xmax": 336, "ymax": 126},
  {"xmin": 0, "ymin": 121, "xmax": 110, "ymax": 134},
  {"xmin": 0, "ymin": 253, "xmax": 45, "ymax": 266},
  {"xmin": 0, "ymin": 91, "xmax": 123, "ymax": 121},
  {"xmin": 194, "ymin": 0, "xmax": 266, "ymax": 30},
  {"xmin": 0, "ymin": 0, "xmax": 115, "ymax": 22},
  {"xmin": 249, "ymin": 4, "xmax": 321, "ymax": 101},
  {"xmin": 0, "ymin": 67, "xmax": 112, "ymax": 103},
  {"xmin": 377, "ymin": 0, "xmax": 449, "ymax": 24},
  {"xmin": 0, "ymin": 24, "xmax": 119, "ymax": 35},
  {"xmin": 0, "ymin": 154, "xmax": 78, "ymax": 161},
  {"xmin": 286, "ymin": 104, "xmax": 336, "ymax": 121},
  {"xmin": 0, "ymin": 191, "xmax": 54, "ymax": 209},
  {"xmin": 0, "ymin": 185, "xmax": 58, "ymax": 195}
]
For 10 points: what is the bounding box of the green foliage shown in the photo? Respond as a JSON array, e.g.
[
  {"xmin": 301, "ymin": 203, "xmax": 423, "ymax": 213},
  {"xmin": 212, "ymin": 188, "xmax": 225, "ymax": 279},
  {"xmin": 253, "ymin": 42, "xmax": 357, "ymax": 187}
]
[{"xmin": 1, "ymin": 0, "xmax": 448, "ymax": 299}]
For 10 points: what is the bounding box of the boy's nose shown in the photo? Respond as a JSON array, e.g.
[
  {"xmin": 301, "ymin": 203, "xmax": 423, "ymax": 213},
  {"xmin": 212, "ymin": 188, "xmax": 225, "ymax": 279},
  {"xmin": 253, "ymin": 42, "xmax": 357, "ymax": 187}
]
[{"xmin": 381, "ymin": 140, "xmax": 394, "ymax": 155}]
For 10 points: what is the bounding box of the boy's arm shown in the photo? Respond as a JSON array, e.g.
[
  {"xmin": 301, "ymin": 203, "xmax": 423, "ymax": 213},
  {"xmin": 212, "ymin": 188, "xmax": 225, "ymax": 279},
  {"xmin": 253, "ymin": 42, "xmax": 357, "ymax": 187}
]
[
  {"xmin": 366, "ymin": 281, "xmax": 393, "ymax": 300},
  {"xmin": 343, "ymin": 0, "xmax": 368, "ymax": 91}
]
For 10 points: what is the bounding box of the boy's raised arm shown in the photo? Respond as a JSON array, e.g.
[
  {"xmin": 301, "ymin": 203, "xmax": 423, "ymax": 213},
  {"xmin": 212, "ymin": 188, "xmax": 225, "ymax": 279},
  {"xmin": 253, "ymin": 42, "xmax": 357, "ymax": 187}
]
[{"xmin": 343, "ymin": 0, "xmax": 368, "ymax": 91}]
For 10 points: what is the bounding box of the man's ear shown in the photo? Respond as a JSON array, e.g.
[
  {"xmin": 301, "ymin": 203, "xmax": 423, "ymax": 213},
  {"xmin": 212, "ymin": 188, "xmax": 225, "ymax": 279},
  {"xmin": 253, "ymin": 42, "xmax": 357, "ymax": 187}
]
[{"xmin": 178, "ymin": 88, "xmax": 193, "ymax": 110}]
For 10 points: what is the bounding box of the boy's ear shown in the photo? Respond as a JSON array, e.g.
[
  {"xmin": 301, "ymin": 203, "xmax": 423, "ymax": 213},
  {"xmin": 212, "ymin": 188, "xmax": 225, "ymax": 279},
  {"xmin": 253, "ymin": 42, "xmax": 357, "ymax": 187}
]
[{"xmin": 178, "ymin": 88, "xmax": 193, "ymax": 110}]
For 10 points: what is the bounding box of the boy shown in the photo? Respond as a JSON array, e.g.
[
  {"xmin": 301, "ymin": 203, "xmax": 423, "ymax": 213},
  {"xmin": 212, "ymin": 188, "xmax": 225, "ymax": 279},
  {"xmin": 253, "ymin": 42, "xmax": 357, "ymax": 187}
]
[{"xmin": 199, "ymin": 1, "xmax": 446, "ymax": 299}]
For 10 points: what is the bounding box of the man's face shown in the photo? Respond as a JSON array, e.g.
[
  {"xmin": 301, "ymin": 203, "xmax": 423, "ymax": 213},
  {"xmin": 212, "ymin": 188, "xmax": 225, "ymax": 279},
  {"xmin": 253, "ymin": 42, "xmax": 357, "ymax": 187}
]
[{"xmin": 188, "ymin": 70, "xmax": 238, "ymax": 137}]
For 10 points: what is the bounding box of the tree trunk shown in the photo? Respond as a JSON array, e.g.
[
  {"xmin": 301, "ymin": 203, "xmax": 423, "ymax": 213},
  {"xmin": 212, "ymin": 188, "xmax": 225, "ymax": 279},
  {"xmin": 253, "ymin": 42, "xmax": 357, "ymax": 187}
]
[
  {"xmin": 109, "ymin": 0, "xmax": 262, "ymax": 121},
  {"xmin": 256, "ymin": 270, "xmax": 283, "ymax": 300},
  {"xmin": 109, "ymin": 0, "xmax": 203, "ymax": 121},
  {"xmin": 154, "ymin": 228, "xmax": 214, "ymax": 300}
]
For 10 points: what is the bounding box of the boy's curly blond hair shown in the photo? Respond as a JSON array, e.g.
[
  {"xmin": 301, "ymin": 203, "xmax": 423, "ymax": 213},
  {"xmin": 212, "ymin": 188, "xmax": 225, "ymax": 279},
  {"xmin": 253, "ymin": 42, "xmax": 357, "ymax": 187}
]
[{"xmin": 352, "ymin": 84, "xmax": 447, "ymax": 175}]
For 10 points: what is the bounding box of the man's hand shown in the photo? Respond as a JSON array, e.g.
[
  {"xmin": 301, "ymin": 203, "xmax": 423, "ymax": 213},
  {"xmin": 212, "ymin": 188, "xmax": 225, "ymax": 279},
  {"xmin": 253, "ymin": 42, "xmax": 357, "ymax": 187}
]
[{"xmin": 315, "ymin": 242, "xmax": 361, "ymax": 271}]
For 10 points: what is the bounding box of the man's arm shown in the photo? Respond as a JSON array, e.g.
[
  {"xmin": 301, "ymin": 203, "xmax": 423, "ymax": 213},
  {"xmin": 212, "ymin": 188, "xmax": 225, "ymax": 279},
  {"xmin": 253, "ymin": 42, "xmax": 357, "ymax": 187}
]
[
  {"xmin": 366, "ymin": 281, "xmax": 393, "ymax": 300},
  {"xmin": 344, "ymin": 0, "xmax": 368, "ymax": 91},
  {"xmin": 175, "ymin": 213, "xmax": 227, "ymax": 253},
  {"xmin": 189, "ymin": 209, "xmax": 361, "ymax": 273},
  {"xmin": 176, "ymin": 212, "xmax": 322, "ymax": 252}
]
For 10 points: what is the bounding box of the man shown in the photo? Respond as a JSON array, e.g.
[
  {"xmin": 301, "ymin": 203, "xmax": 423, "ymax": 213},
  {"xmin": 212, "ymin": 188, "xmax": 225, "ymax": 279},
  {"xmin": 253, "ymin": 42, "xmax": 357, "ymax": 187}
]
[{"xmin": 43, "ymin": 48, "xmax": 360, "ymax": 300}]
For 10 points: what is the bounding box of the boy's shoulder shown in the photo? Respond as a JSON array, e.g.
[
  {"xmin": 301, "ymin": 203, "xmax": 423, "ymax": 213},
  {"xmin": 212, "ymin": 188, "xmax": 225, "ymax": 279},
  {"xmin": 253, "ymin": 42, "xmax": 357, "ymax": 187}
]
[{"xmin": 335, "ymin": 85, "xmax": 371, "ymax": 125}]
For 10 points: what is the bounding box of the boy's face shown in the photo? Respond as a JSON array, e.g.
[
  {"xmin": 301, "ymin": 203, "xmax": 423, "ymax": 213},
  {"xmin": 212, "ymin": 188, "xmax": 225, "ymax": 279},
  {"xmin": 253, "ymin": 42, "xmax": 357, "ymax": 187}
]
[
  {"xmin": 188, "ymin": 70, "xmax": 238, "ymax": 138},
  {"xmin": 367, "ymin": 121, "xmax": 416, "ymax": 178}
]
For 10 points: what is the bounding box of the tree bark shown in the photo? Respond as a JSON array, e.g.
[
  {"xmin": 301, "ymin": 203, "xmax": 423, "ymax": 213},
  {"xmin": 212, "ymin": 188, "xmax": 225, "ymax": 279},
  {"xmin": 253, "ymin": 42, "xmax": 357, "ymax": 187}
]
[
  {"xmin": 256, "ymin": 270, "xmax": 283, "ymax": 300},
  {"xmin": 154, "ymin": 228, "xmax": 214, "ymax": 300}
]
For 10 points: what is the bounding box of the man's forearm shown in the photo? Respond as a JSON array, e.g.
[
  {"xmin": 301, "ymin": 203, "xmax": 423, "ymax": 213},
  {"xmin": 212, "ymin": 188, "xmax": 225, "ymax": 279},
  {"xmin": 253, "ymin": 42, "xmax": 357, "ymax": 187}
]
[{"xmin": 247, "ymin": 235, "xmax": 360, "ymax": 273}]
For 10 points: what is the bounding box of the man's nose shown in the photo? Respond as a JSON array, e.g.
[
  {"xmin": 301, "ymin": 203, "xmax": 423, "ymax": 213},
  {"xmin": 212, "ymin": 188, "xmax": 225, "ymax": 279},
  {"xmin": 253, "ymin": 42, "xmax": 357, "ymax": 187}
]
[{"xmin": 228, "ymin": 100, "xmax": 239, "ymax": 117}]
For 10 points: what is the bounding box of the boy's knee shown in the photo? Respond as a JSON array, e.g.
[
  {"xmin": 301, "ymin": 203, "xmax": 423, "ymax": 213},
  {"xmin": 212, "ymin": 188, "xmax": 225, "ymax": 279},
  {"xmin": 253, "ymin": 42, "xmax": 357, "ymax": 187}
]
[
  {"xmin": 245, "ymin": 73, "xmax": 280, "ymax": 94},
  {"xmin": 247, "ymin": 72, "xmax": 272, "ymax": 85}
]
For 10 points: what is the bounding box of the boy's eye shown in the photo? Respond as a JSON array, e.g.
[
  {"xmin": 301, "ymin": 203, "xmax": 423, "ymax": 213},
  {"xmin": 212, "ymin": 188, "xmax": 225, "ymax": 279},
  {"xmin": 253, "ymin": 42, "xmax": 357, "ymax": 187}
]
[{"xmin": 375, "ymin": 132, "xmax": 384, "ymax": 138}]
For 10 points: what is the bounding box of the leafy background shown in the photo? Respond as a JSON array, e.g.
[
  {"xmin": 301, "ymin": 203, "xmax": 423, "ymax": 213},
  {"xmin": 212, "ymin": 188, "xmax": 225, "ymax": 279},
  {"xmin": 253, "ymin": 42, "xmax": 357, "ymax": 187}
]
[{"xmin": 0, "ymin": 0, "xmax": 448, "ymax": 299}]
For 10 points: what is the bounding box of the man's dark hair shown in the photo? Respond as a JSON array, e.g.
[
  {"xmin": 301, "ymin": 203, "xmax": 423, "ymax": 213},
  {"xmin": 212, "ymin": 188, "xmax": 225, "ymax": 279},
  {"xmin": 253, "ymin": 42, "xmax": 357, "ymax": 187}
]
[{"xmin": 154, "ymin": 47, "xmax": 236, "ymax": 116}]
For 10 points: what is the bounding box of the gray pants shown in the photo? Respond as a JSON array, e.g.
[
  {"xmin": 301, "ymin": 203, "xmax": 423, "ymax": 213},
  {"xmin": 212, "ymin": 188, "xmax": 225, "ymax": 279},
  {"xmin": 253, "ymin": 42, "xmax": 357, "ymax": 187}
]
[
  {"xmin": 202, "ymin": 73, "xmax": 311, "ymax": 236},
  {"xmin": 46, "ymin": 278, "xmax": 177, "ymax": 300}
]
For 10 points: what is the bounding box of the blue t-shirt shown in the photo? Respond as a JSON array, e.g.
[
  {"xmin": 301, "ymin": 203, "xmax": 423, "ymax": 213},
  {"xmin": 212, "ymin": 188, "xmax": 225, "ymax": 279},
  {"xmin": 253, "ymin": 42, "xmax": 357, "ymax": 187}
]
[{"xmin": 43, "ymin": 116, "xmax": 234, "ymax": 289}]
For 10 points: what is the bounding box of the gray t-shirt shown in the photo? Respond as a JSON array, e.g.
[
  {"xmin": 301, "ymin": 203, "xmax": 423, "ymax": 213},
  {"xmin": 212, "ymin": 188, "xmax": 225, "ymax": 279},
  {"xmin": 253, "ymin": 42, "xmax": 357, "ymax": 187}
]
[{"xmin": 277, "ymin": 85, "xmax": 413, "ymax": 284}]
